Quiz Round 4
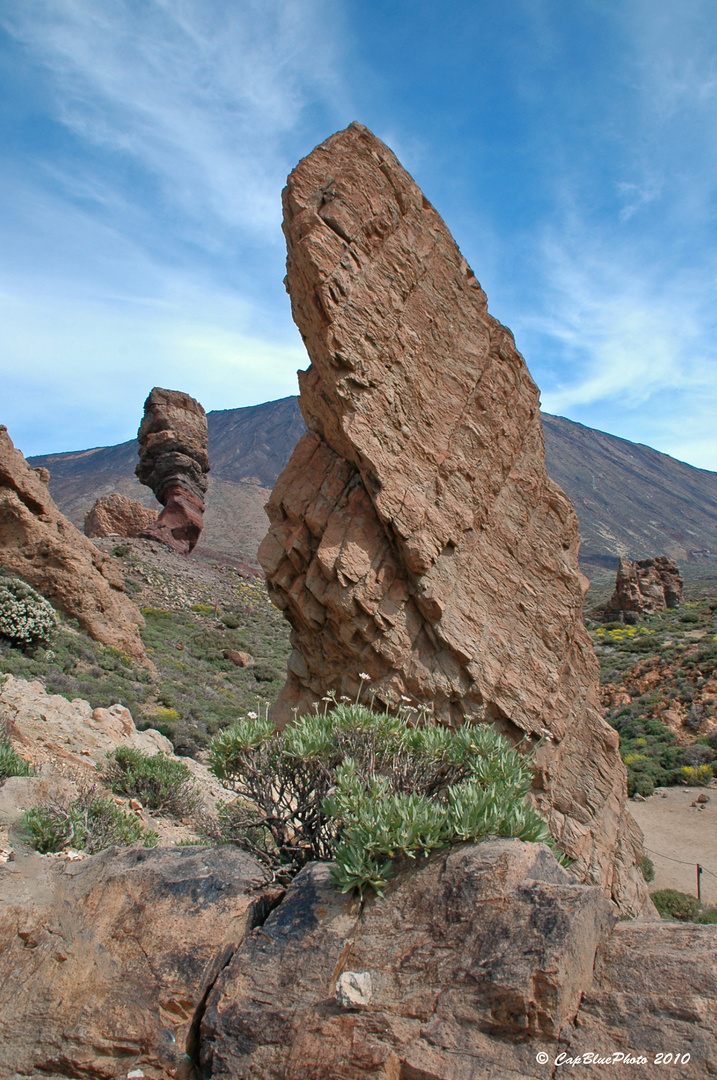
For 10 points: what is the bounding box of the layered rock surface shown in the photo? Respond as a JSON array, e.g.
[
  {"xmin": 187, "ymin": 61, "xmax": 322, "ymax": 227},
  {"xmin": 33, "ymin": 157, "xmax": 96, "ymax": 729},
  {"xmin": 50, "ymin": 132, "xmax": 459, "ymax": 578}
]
[
  {"xmin": 605, "ymin": 555, "xmax": 684, "ymax": 623},
  {"xmin": 84, "ymin": 491, "xmax": 158, "ymax": 538},
  {"xmin": 136, "ymin": 387, "xmax": 209, "ymax": 554},
  {"xmin": 0, "ymin": 426, "xmax": 146, "ymax": 660},
  {"xmin": 259, "ymin": 122, "xmax": 645, "ymax": 911}
]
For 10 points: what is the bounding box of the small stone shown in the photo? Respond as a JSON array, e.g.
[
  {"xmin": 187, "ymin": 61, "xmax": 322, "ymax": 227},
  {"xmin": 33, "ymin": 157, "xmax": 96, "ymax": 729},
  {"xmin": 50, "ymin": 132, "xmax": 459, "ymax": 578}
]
[
  {"xmin": 129, "ymin": 799, "xmax": 143, "ymax": 811},
  {"xmin": 223, "ymin": 649, "xmax": 254, "ymax": 667},
  {"xmin": 633, "ymin": 793, "xmax": 646, "ymax": 802},
  {"xmin": 697, "ymin": 793, "xmax": 710, "ymax": 803},
  {"xmin": 127, "ymin": 1071, "xmax": 144, "ymax": 1079},
  {"xmin": 336, "ymin": 970, "xmax": 372, "ymax": 1010}
]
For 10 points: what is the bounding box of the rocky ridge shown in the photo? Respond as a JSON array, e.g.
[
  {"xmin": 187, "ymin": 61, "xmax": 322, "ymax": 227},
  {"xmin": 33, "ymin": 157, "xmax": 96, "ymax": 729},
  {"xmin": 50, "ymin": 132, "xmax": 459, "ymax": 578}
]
[
  {"xmin": 259, "ymin": 122, "xmax": 645, "ymax": 913},
  {"xmin": 136, "ymin": 388, "xmax": 210, "ymax": 555},
  {"xmin": 0, "ymin": 426, "xmax": 146, "ymax": 661}
]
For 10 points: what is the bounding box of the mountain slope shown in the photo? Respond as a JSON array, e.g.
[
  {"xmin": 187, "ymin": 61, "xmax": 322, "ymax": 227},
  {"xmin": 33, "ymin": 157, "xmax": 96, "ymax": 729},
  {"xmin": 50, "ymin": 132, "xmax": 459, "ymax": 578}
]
[{"xmin": 29, "ymin": 397, "xmax": 717, "ymax": 572}]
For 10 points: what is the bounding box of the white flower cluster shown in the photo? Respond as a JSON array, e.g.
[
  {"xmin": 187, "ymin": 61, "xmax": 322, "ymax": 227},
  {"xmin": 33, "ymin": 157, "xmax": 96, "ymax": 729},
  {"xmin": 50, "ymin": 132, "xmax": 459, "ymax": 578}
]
[{"xmin": 0, "ymin": 574, "xmax": 59, "ymax": 647}]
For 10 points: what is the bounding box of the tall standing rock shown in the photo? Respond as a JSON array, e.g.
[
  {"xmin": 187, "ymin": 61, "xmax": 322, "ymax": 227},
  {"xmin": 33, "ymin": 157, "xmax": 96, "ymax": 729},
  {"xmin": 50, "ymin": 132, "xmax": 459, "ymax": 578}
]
[
  {"xmin": 135, "ymin": 388, "xmax": 209, "ymax": 555},
  {"xmin": 259, "ymin": 123, "xmax": 647, "ymax": 912}
]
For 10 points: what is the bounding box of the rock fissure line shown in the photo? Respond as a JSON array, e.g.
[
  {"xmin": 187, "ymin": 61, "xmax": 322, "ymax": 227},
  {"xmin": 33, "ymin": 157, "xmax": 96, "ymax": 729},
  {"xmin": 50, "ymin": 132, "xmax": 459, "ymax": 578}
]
[{"xmin": 188, "ymin": 885, "xmax": 286, "ymax": 1074}]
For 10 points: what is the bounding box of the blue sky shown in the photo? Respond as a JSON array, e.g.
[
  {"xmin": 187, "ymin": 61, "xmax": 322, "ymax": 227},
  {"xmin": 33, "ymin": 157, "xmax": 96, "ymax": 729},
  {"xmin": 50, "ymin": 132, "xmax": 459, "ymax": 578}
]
[{"xmin": 1, "ymin": 1, "xmax": 716, "ymax": 470}]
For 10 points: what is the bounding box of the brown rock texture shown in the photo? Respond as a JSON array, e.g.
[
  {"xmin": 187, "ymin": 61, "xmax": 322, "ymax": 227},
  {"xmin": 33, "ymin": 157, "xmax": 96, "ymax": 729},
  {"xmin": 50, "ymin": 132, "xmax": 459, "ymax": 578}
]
[
  {"xmin": 0, "ymin": 845, "xmax": 276, "ymax": 1079},
  {"xmin": 605, "ymin": 555, "xmax": 684, "ymax": 623},
  {"xmin": 200, "ymin": 840, "xmax": 716, "ymax": 1080},
  {"xmin": 84, "ymin": 491, "xmax": 158, "ymax": 538},
  {"xmin": 135, "ymin": 387, "xmax": 209, "ymax": 554},
  {"xmin": 258, "ymin": 122, "xmax": 645, "ymax": 911},
  {"xmin": 0, "ymin": 426, "xmax": 146, "ymax": 660}
]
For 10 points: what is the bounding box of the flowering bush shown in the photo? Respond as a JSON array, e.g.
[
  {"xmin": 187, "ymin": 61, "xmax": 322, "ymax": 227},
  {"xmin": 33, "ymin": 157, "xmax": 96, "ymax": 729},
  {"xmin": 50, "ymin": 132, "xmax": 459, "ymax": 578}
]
[
  {"xmin": 209, "ymin": 698, "xmax": 560, "ymax": 896},
  {"xmin": 0, "ymin": 571, "xmax": 58, "ymax": 648}
]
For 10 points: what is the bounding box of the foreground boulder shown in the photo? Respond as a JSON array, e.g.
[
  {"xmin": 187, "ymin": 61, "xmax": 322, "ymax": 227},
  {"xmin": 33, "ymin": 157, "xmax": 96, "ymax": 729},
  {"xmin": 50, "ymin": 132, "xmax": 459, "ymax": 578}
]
[
  {"xmin": 605, "ymin": 555, "xmax": 683, "ymax": 624},
  {"xmin": 0, "ymin": 426, "xmax": 146, "ymax": 661},
  {"xmin": 84, "ymin": 491, "xmax": 158, "ymax": 539},
  {"xmin": 259, "ymin": 122, "xmax": 645, "ymax": 912},
  {"xmin": 0, "ymin": 845, "xmax": 276, "ymax": 1078},
  {"xmin": 136, "ymin": 387, "xmax": 209, "ymax": 554},
  {"xmin": 200, "ymin": 839, "xmax": 715, "ymax": 1080},
  {"xmin": 1, "ymin": 837, "xmax": 714, "ymax": 1078}
]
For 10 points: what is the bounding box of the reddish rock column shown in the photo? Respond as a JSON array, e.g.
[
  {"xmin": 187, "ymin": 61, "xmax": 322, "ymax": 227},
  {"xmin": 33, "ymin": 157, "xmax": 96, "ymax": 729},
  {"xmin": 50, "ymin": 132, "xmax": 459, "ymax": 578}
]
[
  {"xmin": 135, "ymin": 388, "xmax": 209, "ymax": 555},
  {"xmin": 259, "ymin": 122, "xmax": 648, "ymax": 913}
]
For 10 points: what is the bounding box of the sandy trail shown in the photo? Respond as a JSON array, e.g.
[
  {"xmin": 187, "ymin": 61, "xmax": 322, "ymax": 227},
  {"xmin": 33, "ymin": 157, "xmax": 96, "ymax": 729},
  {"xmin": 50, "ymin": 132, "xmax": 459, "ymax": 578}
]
[{"xmin": 630, "ymin": 784, "xmax": 717, "ymax": 906}]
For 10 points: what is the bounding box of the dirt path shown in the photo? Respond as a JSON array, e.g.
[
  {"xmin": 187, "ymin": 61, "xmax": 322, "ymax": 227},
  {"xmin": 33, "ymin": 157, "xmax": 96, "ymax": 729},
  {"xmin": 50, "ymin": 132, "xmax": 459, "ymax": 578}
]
[{"xmin": 630, "ymin": 784, "xmax": 717, "ymax": 906}]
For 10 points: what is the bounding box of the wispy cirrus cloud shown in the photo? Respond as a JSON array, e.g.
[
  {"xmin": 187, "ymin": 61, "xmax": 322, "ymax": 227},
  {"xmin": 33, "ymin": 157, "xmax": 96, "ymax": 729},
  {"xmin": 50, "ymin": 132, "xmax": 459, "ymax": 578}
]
[{"xmin": 0, "ymin": 0, "xmax": 353, "ymax": 453}]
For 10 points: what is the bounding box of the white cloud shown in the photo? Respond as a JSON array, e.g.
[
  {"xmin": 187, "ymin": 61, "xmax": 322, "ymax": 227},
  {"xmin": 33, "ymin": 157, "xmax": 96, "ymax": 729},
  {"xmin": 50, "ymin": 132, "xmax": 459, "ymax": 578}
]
[{"xmin": 1, "ymin": 0, "xmax": 351, "ymax": 246}]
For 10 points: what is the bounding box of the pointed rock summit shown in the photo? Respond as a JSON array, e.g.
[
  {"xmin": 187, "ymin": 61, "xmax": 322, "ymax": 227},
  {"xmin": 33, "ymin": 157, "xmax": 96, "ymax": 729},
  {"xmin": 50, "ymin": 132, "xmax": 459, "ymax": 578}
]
[
  {"xmin": 259, "ymin": 123, "xmax": 646, "ymax": 911},
  {"xmin": 135, "ymin": 388, "xmax": 209, "ymax": 554}
]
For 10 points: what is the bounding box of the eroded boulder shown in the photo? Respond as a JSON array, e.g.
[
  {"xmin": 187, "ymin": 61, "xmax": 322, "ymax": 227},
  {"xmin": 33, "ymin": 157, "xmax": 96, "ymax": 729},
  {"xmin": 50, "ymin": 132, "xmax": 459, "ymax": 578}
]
[
  {"xmin": 0, "ymin": 426, "xmax": 146, "ymax": 661},
  {"xmin": 0, "ymin": 845, "xmax": 276, "ymax": 1079},
  {"xmin": 200, "ymin": 840, "xmax": 617, "ymax": 1078},
  {"xmin": 259, "ymin": 122, "xmax": 646, "ymax": 911},
  {"xmin": 84, "ymin": 491, "xmax": 158, "ymax": 539},
  {"xmin": 136, "ymin": 387, "xmax": 209, "ymax": 554},
  {"xmin": 604, "ymin": 555, "xmax": 683, "ymax": 624}
]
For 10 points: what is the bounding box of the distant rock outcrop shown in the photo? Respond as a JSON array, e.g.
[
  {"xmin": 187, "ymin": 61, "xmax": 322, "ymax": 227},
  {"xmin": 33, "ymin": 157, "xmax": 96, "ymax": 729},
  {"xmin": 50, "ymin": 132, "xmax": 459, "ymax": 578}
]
[
  {"xmin": 84, "ymin": 491, "xmax": 158, "ymax": 538},
  {"xmin": 259, "ymin": 123, "xmax": 646, "ymax": 912},
  {"xmin": 605, "ymin": 556, "xmax": 684, "ymax": 623},
  {"xmin": 135, "ymin": 387, "xmax": 209, "ymax": 554},
  {"xmin": 0, "ymin": 426, "xmax": 146, "ymax": 660}
]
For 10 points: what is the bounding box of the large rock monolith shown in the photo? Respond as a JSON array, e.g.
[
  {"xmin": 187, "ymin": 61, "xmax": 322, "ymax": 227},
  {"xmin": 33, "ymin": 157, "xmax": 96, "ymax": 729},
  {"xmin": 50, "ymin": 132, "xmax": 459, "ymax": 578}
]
[
  {"xmin": 258, "ymin": 122, "xmax": 646, "ymax": 912},
  {"xmin": 136, "ymin": 387, "xmax": 209, "ymax": 554}
]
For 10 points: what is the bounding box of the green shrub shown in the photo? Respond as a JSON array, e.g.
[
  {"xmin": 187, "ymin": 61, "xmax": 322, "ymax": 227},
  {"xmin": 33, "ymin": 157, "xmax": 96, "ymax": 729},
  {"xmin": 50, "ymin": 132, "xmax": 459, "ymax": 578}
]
[
  {"xmin": 23, "ymin": 788, "xmax": 157, "ymax": 854},
  {"xmin": 191, "ymin": 604, "xmax": 216, "ymax": 616},
  {"xmin": 210, "ymin": 703, "xmax": 561, "ymax": 897},
  {"xmin": 221, "ymin": 613, "xmax": 242, "ymax": 629},
  {"xmin": 639, "ymin": 855, "xmax": 655, "ymax": 882},
  {"xmin": 0, "ymin": 737, "xmax": 34, "ymax": 780},
  {"xmin": 694, "ymin": 906, "xmax": 717, "ymax": 924},
  {"xmin": 651, "ymin": 888, "xmax": 700, "ymax": 921},
  {"xmin": 102, "ymin": 747, "xmax": 197, "ymax": 817},
  {"xmin": 0, "ymin": 572, "xmax": 59, "ymax": 648}
]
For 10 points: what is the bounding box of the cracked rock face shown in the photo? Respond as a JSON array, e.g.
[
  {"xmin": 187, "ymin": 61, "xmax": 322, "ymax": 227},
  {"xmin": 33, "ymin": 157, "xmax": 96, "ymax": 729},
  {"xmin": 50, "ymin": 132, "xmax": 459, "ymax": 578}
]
[
  {"xmin": 203, "ymin": 840, "xmax": 716, "ymax": 1080},
  {"xmin": 136, "ymin": 387, "xmax": 209, "ymax": 555},
  {"xmin": 0, "ymin": 425, "xmax": 146, "ymax": 661},
  {"xmin": 259, "ymin": 122, "xmax": 646, "ymax": 913},
  {"xmin": 0, "ymin": 845, "xmax": 275, "ymax": 1079},
  {"xmin": 605, "ymin": 555, "xmax": 683, "ymax": 623}
]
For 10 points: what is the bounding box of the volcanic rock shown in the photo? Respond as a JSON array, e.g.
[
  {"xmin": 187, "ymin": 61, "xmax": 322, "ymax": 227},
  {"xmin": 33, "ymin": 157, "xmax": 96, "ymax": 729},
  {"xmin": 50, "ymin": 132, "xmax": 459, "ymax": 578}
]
[
  {"xmin": 0, "ymin": 426, "xmax": 146, "ymax": 660},
  {"xmin": 259, "ymin": 122, "xmax": 646, "ymax": 912},
  {"xmin": 136, "ymin": 387, "xmax": 209, "ymax": 554},
  {"xmin": 84, "ymin": 491, "xmax": 158, "ymax": 538},
  {"xmin": 605, "ymin": 555, "xmax": 683, "ymax": 624},
  {"xmin": 201, "ymin": 839, "xmax": 716, "ymax": 1079},
  {"xmin": 0, "ymin": 845, "xmax": 276, "ymax": 1079}
]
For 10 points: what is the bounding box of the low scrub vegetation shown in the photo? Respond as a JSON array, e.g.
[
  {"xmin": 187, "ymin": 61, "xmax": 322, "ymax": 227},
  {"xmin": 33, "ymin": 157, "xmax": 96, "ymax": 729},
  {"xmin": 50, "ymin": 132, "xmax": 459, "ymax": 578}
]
[
  {"xmin": 651, "ymin": 888, "xmax": 717, "ymax": 924},
  {"xmin": 23, "ymin": 785, "xmax": 157, "ymax": 854},
  {"xmin": 0, "ymin": 571, "xmax": 58, "ymax": 650},
  {"xmin": 102, "ymin": 747, "xmax": 197, "ymax": 817},
  {"xmin": 588, "ymin": 583, "xmax": 717, "ymax": 796},
  {"xmin": 209, "ymin": 701, "xmax": 561, "ymax": 897},
  {"xmin": 0, "ymin": 736, "xmax": 34, "ymax": 781}
]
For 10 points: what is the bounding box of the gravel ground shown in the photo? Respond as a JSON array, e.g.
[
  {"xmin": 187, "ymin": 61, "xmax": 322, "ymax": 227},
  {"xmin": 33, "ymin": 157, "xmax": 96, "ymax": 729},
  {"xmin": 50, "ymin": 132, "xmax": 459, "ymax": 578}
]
[{"xmin": 630, "ymin": 784, "xmax": 717, "ymax": 906}]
